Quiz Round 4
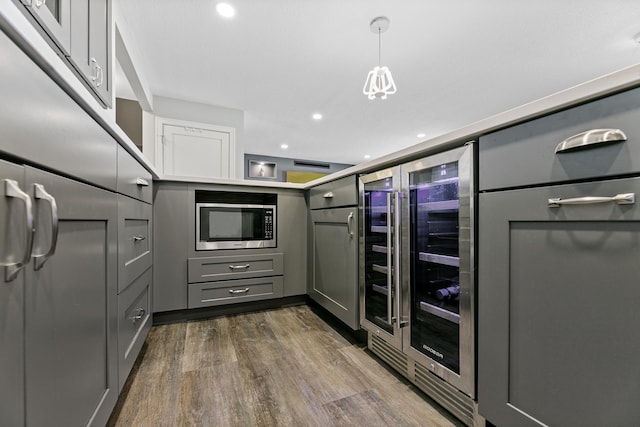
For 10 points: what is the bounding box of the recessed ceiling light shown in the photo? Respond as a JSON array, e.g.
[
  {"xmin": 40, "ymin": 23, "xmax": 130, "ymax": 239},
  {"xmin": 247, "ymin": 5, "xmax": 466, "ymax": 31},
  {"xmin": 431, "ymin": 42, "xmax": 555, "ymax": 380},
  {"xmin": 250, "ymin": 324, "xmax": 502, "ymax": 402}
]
[
  {"xmin": 280, "ymin": 144, "xmax": 289, "ymax": 149},
  {"xmin": 364, "ymin": 154, "xmax": 371, "ymax": 159},
  {"xmin": 416, "ymin": 133, "xmax": 426, "ymax": 138},
  {"xmin": 312, "ymin": 113, "xmax": 323, "ymax": 120},
  {"xmin": 216, "ymin": 2, "xmax": 235, "ymax": 18}
]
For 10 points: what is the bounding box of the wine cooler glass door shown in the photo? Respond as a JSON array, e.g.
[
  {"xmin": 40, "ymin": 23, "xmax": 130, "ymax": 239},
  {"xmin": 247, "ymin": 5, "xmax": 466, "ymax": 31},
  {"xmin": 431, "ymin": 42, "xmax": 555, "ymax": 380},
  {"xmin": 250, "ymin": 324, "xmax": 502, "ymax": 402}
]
[
  {"xmin": 403, "ymin": 145, "xmax": 475, "ymax": 398},
  {"xmin": 359, "ymin": 168, "xmax": 404, "ymax": 348}
]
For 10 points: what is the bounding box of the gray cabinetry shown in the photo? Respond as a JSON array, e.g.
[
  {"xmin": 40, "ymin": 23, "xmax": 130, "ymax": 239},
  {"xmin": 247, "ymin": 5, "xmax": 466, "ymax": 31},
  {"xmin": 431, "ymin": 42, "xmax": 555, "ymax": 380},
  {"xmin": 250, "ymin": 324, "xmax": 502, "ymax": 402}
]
[
  {"xmin": 188, "ymin": 253, "xmax": 284, "ymax": 283},
  {"xmin": 117, "ymin": 145, "xmax": 153, "ymax": 203},
  {"xmin": 189, "ymin": 276, "xmax": 284, "ymax": 308},
  {"xmin": 22, "ymin": 165, "xmax": 118, "ymax": 427},
  {"xmin": 117, "ymin": 266, "xmax": 151, "ymax": 391},
  {"xmin": 309, "ymin": 175, "xmax": 358, "ymax": 209},
  {"xmin": 309, "ymin": 206, "xmax": 358, "ymax": 329},
  {"xmin": 20, "ymin": 0, "xmax": 71, "ymax": 54},
  {"xmin": 477, "ymin": 86, "xmax": 640, "ymax": 427},
  {"xmin": 153, "ymin": 182, "xmax": 189, "ymax": 312},
  {"xmin": 117, "ymin": 194, "xmax": 152, "ymax": 292},
  {"xmin": 0, "ymin": 159, "xmax": 27, "ymax": 427},
  {"xmin": 69, "ymin": 0, "xmax": 111, "ymax": 105},
  {"xmin": 308, "ymin": 175, "xmax": 359, "ymax": 330}
]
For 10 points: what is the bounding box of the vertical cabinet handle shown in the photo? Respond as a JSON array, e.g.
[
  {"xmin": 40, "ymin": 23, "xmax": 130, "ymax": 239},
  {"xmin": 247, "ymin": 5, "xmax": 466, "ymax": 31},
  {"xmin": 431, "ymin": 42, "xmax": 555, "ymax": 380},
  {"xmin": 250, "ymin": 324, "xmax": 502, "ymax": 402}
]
[
  {"xmin": 347, "ymin": 212, "xmax": 354, "ymax": 238},
  {"xmin": 385, "ymin": 192, "xmax": 393, "ymax": 326},
  {"xmin": 32, "ymin": 184, "xmax": 59, "ymax": 271},
  {"xmin": 394, "ymin": 192, "xmax": 406, "ymax": 327},
  {"xmin": 34, "ymin": 0, "xmax": 45, "ymax": 8},
  {"xmin": 3, "ymin": 179, "xmax": 34, "ymax": 282}
]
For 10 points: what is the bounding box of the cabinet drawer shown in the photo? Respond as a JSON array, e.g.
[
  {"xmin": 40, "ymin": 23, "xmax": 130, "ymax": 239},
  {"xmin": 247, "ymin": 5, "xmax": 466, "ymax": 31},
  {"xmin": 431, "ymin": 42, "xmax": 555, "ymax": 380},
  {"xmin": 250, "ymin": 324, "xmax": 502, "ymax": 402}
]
[
  {"xmin": 117, "ymin": 267, "xmax": 152, "ymax": 392},
  {"xmin": 309, "ymin": 175, "xmax": 357, "ymax": 209},
  {"xmin": 118, "ymin": 195, "xmax": 152, "ymax": 292},
  {"xmin": 117, "ymin": 146, "xmax": 153, "ymax": 203},
  {"xmin": 188, "ymin": 276, "xmax": 284, "ymax": 308},
  {"xmin": 479, "ymin": 86, "xmax": 640, "ymax": 191},
  {"xmin": 188, "ymin": 253, "xmax": 283, "ymax": 283}
]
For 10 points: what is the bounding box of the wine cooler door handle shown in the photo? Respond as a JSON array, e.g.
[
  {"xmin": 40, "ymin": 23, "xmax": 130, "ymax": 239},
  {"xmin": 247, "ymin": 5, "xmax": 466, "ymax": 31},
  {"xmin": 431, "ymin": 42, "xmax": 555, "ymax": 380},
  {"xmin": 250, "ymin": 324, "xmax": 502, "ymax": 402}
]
[
  {"xmin": 32, "ymin": 184, "xmax": 59, "ymax": 271},
  {"xmin": 394, "ymin": 192, "xmax": 406, "ymax": 327},
  {"xmin": 3, "ymin": 179, "xmax": 34, "ymax": 282},
  {"xmin": 555, "ymin": 128, "xmax": 627, "ymax": 153},
  {"xmin": 386, "ymin": 192, "xmax": 393, "ymax": 326},
  {"xmin": 347, "ymin": 212, "xmax": 354, "ymax": 237},
  {"xmin": 548, "ymin": 193, "xmax": 635, "ymax": 207}
]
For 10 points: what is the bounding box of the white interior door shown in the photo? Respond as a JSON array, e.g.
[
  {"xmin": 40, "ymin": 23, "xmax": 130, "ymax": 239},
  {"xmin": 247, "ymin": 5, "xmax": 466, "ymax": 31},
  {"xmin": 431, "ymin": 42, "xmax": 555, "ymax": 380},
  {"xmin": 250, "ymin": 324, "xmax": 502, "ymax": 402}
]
[{"xmin": 159, "ymin": 119, "xmax": 235, "ymax": 179}]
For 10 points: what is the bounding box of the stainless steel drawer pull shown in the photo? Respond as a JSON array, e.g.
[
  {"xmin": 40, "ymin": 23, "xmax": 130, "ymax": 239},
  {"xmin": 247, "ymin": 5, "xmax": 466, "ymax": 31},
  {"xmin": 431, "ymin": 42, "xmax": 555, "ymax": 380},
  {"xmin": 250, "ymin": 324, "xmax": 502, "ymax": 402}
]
[
  {"xmin": 130, "ymin": 308, "xmax": 146, "ymax": 323},
  {"xmin": 229, "ymin": 264, "xmax": 250, "ymax": 271},
  {"xmin": 229, "ymin": 288, "xmax": 250, "ymax": 294},
  {"xmin": 133, "ymin": 235, "xmax": 146, "ymax": 242},
  {"xmin": 555, "ymin": 128, "xmax": 627, "ymax": 153},
  {"xmin": 3, "ymin": 179, "xmax": 34, "ymax": 282},
  {"xmin": 135, "ymin": 177, "xmax": 150, "ymax": 187},
  {"xmin": 548, "ymin": 193, "xmax": 635, "ymax": 207},
  {"xmin": 32, "ymin": 184, "xmax": 59, "ymax": 271},
  {"xmin": 323, "ymin": 192, "xmax": 334, "ymax": 198}
]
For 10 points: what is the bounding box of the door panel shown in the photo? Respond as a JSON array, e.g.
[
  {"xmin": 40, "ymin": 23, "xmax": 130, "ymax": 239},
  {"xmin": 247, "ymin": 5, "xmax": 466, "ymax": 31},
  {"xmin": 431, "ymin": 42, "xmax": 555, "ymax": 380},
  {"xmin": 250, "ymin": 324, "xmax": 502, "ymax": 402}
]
[
  {"xmin": 0, "ymin": 160, "xmax": 27, "ymax": 427},
  {"xmin": 162, "ymin": 123, "xmax": 233, "ymax": 178},
  {"xmin": 310, "ymin": 207, "xmax": 358, "ymax": 329},
  {"xmin": 478, "ymin": 176, "xmax": 640, "ymax": 427},
  {"xmin": 24, "ymin": 167, "xmax": 117, "ymax": 427}
]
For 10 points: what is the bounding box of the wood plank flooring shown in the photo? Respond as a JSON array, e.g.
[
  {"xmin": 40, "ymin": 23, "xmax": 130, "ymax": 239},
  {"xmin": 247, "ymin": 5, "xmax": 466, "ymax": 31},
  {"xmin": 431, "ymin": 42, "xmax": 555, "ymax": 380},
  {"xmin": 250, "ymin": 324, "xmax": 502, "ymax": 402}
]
[{"xmin": 108, "ymin": 305, "xmax": 464, "ymax": 427}]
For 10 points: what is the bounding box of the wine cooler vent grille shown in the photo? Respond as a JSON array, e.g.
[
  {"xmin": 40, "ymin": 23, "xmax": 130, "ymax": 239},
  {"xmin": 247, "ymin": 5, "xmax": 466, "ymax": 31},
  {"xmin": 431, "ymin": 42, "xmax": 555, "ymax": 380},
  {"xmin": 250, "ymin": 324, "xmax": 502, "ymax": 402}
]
[
  {"xmin": 370, "ymin": 335, "xmax": 409, "ymax": 377},
  {"xmin": 414, "ymin": 362, "xmax": 474, "ymax": 427}
]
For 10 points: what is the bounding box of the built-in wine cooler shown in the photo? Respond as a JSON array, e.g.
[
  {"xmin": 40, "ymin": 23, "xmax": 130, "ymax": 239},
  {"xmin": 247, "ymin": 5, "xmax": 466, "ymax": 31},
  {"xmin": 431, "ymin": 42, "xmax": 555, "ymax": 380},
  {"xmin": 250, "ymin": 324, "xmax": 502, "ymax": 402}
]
[{"xmin": 359, "ymin": 144, "xmax": 478, "ymax": 426}]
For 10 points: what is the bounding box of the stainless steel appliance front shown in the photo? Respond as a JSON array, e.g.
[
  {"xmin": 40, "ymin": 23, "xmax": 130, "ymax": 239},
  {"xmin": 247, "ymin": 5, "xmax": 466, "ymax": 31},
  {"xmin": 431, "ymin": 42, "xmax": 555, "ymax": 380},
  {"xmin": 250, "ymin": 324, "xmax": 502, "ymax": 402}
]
[
  {"xmin": 359, "ymin": 144, "xmax": 475, "ymax": 400},
  {"xmin": 196, "ymin": 203, "xmax": 276, "ymax": 250}
]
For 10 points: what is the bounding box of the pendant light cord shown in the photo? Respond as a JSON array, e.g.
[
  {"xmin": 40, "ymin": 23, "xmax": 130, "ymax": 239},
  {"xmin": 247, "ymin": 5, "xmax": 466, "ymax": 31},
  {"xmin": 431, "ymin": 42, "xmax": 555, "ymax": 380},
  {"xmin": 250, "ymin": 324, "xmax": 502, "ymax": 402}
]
[{"xmin": 378, "ymin": 27, "xmax": 382, "ymax": 66}]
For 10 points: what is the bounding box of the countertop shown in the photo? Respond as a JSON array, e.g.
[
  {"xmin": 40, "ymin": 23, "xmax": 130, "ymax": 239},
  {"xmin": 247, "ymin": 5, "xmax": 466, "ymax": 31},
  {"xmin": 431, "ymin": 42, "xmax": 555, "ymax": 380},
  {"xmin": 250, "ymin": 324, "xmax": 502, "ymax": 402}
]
[{"xmin": 3, "ymin": 0, "xmax": 640, "ymax": 192}]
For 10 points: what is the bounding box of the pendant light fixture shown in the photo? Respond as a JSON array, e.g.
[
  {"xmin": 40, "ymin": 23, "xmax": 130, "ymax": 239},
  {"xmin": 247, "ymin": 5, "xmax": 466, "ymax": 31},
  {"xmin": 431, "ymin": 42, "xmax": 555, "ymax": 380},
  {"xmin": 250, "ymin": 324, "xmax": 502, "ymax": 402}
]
[{"xmin": 363, "ymin": 16, "xmax": 397, "ymax": 100}]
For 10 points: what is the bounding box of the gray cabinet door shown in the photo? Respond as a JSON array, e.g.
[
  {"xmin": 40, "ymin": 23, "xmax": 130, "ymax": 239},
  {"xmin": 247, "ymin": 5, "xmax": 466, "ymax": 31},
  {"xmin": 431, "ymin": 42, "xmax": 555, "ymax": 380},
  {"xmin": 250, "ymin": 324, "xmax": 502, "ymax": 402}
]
[
  {"xmin": 0, "ymin": 160, "xmax": 27, "ymax": 427},
  {"xmin": 24, "ymin": 166, "xmax": 118, "ymax": 427},
  {"xmin": 22, "ymin": 0, "xmax": 71, "ymax": 54},
  {"xmin": 478, "ymin": 176, "xmax": 640, "ymax": 427},
  {"xmin": 310, "ymin": 207, "xmax": 359, "ymax": 329},
  {"xmin": 69, "ymin": 0, "xmax": 111, "ymax": 105}
]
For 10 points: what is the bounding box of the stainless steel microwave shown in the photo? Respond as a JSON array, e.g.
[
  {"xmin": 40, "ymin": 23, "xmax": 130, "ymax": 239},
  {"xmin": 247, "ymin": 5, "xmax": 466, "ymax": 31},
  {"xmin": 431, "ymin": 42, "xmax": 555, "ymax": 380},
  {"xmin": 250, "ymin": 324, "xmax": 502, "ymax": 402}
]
[{"xmin": 196, "ymin": 203, "xmax": 276, "ymax": 250}]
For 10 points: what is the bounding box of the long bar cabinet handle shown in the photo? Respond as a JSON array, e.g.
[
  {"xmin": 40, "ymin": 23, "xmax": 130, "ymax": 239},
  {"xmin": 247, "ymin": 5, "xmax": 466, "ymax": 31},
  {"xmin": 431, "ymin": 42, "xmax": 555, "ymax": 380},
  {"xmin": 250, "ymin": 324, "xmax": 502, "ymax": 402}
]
[
  {"xmin": 555, "ymin": 128, "xmax": 627, "ymax": 153},
  {"xmin": 32, "ymin": 184, "xmax": 59, "ymax": 271},
  {"xmin": 386, "ymin": 192, "xmax": 393, "ymax": 326},
  {"xmin": 229, "ymin": 264, "xmax": 250, "ymax": 271},
  {"xmin": 3, "ymin": 179, "xmax": 34, "ymax": 282},
  {"xmin": 229, "ymin": 288, "xmax": 250, "ymax": 294},
  {"xmin": 347, "ymin": 212, "xmax": 354, "ymax": 237},
  {"xmin": 548, "ymin": 193, "xmax": 635, "ymax": 208},
  {"xmin": 394, "ymin": 192, "xmax": 406, "ymax": 327}
]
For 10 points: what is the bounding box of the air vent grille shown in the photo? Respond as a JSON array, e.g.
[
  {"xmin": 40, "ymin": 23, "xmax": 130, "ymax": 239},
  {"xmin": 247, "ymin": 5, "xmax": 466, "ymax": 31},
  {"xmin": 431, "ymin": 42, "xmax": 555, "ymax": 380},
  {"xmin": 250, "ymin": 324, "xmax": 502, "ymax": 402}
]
[
  {"xmin": 293, "ymin": 160, "xmax": 331, "ymax": 169},
  {"xmin": 370, "ymin": 335, "xmax": 408, "ymax": 376},
  {"xmin": 414, "ymin": 362, "xmax": 475, "ymax": 427}
]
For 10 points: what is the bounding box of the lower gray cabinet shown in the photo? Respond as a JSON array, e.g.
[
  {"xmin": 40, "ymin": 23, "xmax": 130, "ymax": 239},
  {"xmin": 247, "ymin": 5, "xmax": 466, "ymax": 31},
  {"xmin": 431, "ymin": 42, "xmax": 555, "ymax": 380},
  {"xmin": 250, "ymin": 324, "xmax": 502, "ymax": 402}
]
[
  {"xmin": 478, "ymin": 176, "xmax": 640, "ymax": 427},
  {"xmin": 117, "ymin": 267, "xmax": 152, "ymax": 392},
  {"xmin": 23, "ymin": 166, "xmax": 118, "ymax": 427},
  {"xmin": 309, "ymin": 206, "xmax": 359, "ymax": 329},
  {"xmin": 0, "ymin": 160, "xmax": 27, "ymax": 427},
  {"xmin": 189, "ymin": 276, "xmax": 284, "ymax": 308}
]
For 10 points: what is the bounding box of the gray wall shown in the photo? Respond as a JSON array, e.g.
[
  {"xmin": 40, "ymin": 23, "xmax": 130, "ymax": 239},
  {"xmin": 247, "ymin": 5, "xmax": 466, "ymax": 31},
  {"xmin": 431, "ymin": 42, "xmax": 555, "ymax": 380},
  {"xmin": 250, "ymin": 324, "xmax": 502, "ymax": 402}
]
[
  {"xmin": 244, "ymin": 153, "xmax": 352, "ymax": 182},
  {"xmin": 115, "ymin": 98, "xmax": 143, "ymax": 151}
]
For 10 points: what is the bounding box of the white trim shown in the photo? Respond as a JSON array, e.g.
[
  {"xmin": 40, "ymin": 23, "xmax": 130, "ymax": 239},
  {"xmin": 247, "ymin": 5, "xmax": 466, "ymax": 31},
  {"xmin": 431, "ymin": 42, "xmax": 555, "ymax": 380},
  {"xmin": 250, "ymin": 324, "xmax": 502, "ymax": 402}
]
[{"xmin": 155, "ymin": 116, "xmax": 237, "ymax": 178}]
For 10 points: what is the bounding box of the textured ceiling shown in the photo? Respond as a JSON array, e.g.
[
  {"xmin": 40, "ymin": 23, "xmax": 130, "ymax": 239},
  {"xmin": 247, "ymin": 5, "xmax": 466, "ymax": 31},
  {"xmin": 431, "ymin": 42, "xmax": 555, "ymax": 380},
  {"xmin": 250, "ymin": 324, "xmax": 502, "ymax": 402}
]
[{"xmin": 115, "ymin": 0, "xmax": 640, "ymax": 165}]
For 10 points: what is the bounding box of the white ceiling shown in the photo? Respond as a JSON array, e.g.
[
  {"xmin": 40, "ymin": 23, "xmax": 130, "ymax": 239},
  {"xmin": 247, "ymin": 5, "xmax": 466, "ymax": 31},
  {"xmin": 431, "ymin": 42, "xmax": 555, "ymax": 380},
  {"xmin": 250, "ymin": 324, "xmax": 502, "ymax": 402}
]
[{"xmin": 114, "ymin": 0, "xmax": 640, "ymax": 165}]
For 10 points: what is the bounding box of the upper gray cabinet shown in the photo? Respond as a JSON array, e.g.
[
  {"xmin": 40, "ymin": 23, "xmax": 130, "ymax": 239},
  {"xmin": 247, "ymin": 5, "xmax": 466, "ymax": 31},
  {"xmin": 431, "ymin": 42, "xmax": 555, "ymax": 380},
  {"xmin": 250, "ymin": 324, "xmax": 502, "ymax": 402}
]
[
  {"xmin": 69, "ymin": 0, "xmax": 111, "ymax": 106},
  {"xmin": 20, "ymin": 0, "xmax": 71, "ymax": 54},
  {"xmin": 17, "ymin": 0, "xmax": 112, "ymax": 106}
]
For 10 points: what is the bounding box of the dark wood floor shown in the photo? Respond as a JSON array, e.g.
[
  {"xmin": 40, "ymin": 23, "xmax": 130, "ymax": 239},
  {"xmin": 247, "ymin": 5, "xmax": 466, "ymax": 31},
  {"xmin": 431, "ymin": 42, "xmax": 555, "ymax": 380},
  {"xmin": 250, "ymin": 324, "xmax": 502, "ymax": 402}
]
[{"xmin": 108, "ymin": 305, "xmax": 464, "ymax": 427}]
